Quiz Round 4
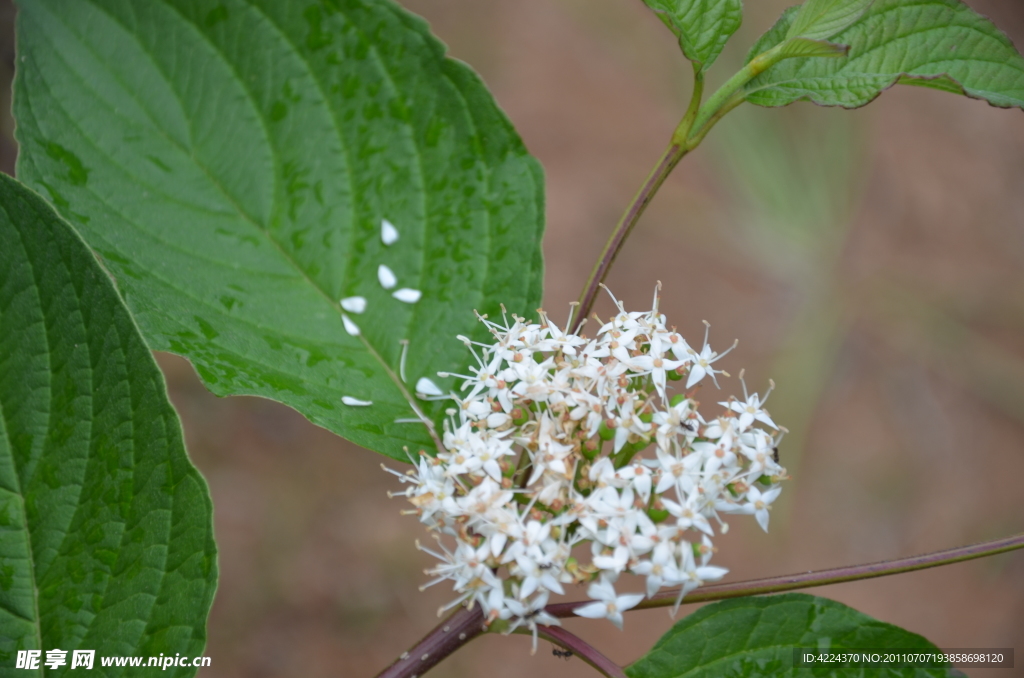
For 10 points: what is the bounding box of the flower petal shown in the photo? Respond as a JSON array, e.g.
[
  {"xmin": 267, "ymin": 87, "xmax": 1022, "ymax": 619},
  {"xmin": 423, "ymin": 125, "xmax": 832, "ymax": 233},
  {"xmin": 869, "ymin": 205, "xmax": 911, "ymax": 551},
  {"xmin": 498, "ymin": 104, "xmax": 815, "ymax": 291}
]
[
  {"xmin": 381, "ymin": 218, "xmax": 399, "ymax": 245},
  {"xmin": 378, "ymin": 264, "xmax": 397, "ymax": 289},
  {"xmin": 572, "ymin": 601, "xmax": 609, "ymax": 619},
  {"xmin": 392, "ymin": 288, "xmax": 422, "ymax": 303},
  {"xmin": 416, "ymin": 377, "xmax": 444, "ymax": 397},
  {"xmin": 340, "ymin": 296, "xmax": 366, "ymax": 313},
  {"xmin": 342, "ymin": 314, "xmax": 360, "ymax": 336}
]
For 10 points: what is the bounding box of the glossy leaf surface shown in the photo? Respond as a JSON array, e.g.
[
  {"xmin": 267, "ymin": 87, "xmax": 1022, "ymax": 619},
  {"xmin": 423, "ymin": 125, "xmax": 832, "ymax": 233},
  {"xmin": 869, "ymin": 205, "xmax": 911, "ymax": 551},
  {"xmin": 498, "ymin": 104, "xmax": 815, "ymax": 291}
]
[
  {"xmin": 626, "ymin": 594, "xmax": 950, "ymax": 678},
  {"xmin": 14, "ymin": 0, "xmax": 545, "ymax": 461},
  {"xmin": 0, "ymin": 174, "xmax": 216, "ymax": 675}
]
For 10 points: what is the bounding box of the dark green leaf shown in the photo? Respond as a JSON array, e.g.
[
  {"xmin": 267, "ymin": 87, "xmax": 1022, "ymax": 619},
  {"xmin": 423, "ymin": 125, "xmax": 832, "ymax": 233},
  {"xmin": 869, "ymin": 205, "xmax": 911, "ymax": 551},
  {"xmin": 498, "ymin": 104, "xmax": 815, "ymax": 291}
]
[
  {"xmin": 626, "ymin": 593, "xmax": 951, "ymax": 678},
  {"xmin": 746, "ymin": 0, "xmax": 1024, "ymax": 109},
  {"xmin": 13, "ymin": 0, "xmax": 545, "ymax": 462},
  {"xmin": 0, "ymin": 174, "xmax": 216, "ymax": 675},
  {"xmin": 786, "ymin": 0, "xmax": 873, "ymax": 41},
  {"xmin": 641, "ymin": 0, "xmax": 742, "ymax": 71}
]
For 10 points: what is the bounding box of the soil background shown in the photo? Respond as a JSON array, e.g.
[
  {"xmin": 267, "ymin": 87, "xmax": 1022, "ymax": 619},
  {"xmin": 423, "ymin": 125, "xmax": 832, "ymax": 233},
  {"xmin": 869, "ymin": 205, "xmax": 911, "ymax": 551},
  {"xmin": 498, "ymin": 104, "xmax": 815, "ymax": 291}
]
[{"xmin": 1, "ymin": 1, "xmax": 1023, "ymax": 677}]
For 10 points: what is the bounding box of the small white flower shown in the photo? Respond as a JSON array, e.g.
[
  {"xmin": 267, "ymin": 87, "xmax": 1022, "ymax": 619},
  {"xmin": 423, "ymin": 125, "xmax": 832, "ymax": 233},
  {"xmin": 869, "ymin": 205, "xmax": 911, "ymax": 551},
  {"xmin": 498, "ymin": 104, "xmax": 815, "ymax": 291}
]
[
  {"xmin": 735, "ymin": 485, "xmax": 782, "ymax": 532},
  {"xmin": 503, "ymin": 593, "xmax": 559, "ymax": 655},
  {"xmin": 617, "ymin": 463, "xmax": 652, "ymax": 503},
  {"xmin": 683, "ymin": 321, "xmax": 736, "ymax": 388},
  {"xmin": 392, "ymin": 288, "xmax": 422, "ymax": 303},
  {"xmin": 628, "ymin": 353, "xmax": 685, "ymax": 398},
  {"xmin": 720, "ymin": 390, "xmax": 777, "ymax": 431},
  {"xmin": 670, "ymin": 543, "xmax": 729, "ymax": 614},
  {"xmin": 653, "ymin": 447, "xmax": 702, "ymax": 497},
  {"xmin": 661, "ymin": 495, "xmax": 714, "ymax": 536},
  {"xmin": 514, "ymin": 553, "xmax": 565, "ymax": 598},
  {"xmin": 573, "ymin": 578, "xmax": 644, "ymax": 629},
  {"xmin": 632, "ymin": 541, "xmax": 683, "ymax": 597},
  {"xmin": 381, "ymin": 218, "xmax": 399, "ymax": 245},
  {"xmin": 378, "ymin": 264, "xmax": 397, "ymax": 289},
  {"xmin": 340, "ymin": 296, "xmax": 367, "ymax": 314}
]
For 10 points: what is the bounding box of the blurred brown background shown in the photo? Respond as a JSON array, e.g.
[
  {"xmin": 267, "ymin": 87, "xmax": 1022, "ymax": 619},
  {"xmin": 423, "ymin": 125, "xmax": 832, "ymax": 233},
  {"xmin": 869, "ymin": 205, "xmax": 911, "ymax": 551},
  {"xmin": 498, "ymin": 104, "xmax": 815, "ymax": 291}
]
[{"xmin": 2, "ymin": 1, "xmax": 1024, "ymax": 676}]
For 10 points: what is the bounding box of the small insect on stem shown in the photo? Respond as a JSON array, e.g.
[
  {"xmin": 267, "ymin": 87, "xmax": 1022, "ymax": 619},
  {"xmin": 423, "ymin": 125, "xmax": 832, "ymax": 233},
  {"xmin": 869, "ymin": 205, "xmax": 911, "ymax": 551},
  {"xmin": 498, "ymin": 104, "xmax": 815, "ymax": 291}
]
[{"xmin": 551, "ymin": 648, "xmax": 574, "ymax": 661}]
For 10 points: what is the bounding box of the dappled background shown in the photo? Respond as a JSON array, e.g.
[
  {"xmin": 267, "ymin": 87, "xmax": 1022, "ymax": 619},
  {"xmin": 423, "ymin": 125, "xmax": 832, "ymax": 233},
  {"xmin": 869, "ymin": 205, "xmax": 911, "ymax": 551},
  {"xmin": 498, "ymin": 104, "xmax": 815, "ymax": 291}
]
[{"xmin": 2, "ymin": 0, "xmax": 1024, "ymax": 676}]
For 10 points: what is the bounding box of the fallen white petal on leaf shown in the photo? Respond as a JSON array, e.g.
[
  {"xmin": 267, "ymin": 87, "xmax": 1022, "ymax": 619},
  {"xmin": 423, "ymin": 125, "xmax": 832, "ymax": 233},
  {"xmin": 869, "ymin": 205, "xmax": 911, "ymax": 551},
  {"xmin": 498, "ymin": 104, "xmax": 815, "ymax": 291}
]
[
  {"xmin": 341, "ymin": 396, "xmax": 373, "ymax": 407},
  {"xmin": 342, "ymin": 314, "xmax": 361, "ymax": 336},
  {"xmin": 378, "ymin": 264, "xmax": 397, "ymax": 289},
  {"xmin": 341, "ymin": 296, "xmax": 367, "ymax": 313},
  {"xmin": 392, "ymin": 288, "xmax": 422, "ymax": 303},
  {"xmin": 381, "ymin": 219, "xmax": 399, "ymax": 245}
]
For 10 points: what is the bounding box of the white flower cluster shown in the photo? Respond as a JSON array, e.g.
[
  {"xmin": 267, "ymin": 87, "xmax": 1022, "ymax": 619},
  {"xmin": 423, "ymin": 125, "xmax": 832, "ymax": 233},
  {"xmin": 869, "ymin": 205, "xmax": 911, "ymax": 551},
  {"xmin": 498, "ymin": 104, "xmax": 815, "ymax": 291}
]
[{"xmin": 385, "ymin": 287, "xmax": 787, "ymax": 649}]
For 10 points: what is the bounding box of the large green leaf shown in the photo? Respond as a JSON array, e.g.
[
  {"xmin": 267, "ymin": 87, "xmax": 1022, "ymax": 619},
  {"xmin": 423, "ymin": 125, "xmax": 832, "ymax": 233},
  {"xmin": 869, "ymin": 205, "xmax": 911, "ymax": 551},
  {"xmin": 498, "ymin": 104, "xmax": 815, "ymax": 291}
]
[
  {"xmin": 0, "ymin": 174, "xmax": 216, "ymax": 675},
  {"xmin": 786, "ymin": 0, "xmax": 873, "ymax": 41},
  {"xmin": 13, "ymin": 0, "xmax": 545, "ymax": 462},
  {"xmin": 745, "ymin": 0, "xmax": 1024, "ymax": 109},
  {"xmin": 640, "ymin": 0, "xmax": 743, "ymax": 71},
  {"xmin": 626, "ymin": 594, "xmax": 951, "ymax": 678}
]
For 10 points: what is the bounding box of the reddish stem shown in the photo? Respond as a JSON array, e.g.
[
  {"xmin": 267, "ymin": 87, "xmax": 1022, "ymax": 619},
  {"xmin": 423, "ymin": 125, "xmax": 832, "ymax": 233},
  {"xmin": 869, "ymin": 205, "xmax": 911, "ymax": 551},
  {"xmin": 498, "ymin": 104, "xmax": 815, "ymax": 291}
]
[
  {"xmin": 545, "ymin": 532, "xmax": 1024, "ymax": 618},
  {"xmin": 374, "ymin": 605, "xmax": 485, "ymax": 678},
  {"xmin": 530, "ymin": 625, "xmax": 628, "ymax": 678},
  {"xmin": 574, "ymin": 142, "xmax": 688, "ymax": 330},
  {"xmin": 376, "ymin": 532, "xmax": 1024, "ymax": 678}
]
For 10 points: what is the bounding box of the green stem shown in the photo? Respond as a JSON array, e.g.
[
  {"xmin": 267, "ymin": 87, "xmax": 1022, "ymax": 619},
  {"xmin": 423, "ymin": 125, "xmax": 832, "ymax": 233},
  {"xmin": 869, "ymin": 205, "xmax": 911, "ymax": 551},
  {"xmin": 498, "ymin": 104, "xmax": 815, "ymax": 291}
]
[
  {"xmin": 574, "ymin": 62, "xmax": 710, "ymax": 329},
  {"xmin": 677, "ymin": 63, "xmax": 705, "ymax": 140},
  {"xmin": 575, "ymin": 38, "xmax": 835, "ymax": 327},
  {"xmin": 545, "ymin": 532, "xmax": 1024, "ymax": 617},
  {"xmin": 573, "ymin": 37, "xmax": 810, "ymax": 328},
  {"xmin": 682, "ymin": 42, "xmax": 786, "ymax": 146},
  {"xmin": 686, "ymin": 90, "xmax": 746, "ymax": 148}
]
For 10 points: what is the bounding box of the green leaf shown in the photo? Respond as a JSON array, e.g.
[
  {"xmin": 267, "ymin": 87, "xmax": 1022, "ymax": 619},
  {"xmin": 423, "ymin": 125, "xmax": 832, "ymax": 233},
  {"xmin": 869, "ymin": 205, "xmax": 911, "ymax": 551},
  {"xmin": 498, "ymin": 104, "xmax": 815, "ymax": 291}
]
[
  {"xmin": 0, "ymin": 174, "xmax": 216, "ymax": 675},
  {"xmin": 746, "ymin": 0, "xmax": 1024, "ymax": 109},
  {"xmin": 641, "ymin": 0, "xmax": 743, "ymax": 71},
  {"xmin": 776, "ymin": 37, "xmax": 849, "ymax": 59},
  {"xmin": 626, "ymin": 593, "xmax": 951, "ymax": 678},
  {"xmin": 786, "ymin": 0, "xmax": 874, "ymax": 41},
  {"xmin": 13, "ymin": 0, "xmax": 545, "ymax": 462}
]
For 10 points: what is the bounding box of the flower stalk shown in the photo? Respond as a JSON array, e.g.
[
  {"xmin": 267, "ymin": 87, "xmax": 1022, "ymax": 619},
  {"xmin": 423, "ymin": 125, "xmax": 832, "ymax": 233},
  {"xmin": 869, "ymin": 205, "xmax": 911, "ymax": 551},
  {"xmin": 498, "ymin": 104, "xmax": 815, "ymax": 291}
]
[
  {"xmin": 545, "ymin": 531, "xmax": 1024, "ymax": 618},
  {"xmin": 523, "ymin": 625, "xmax": 628, "ymax": 678},
  {"xmin": 574, "ymin": 143, "xmax": 688, "ymax": 328},
  {"xmin": 575, "ymin": 39, "xmax": 821, "ymax": 326}
]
